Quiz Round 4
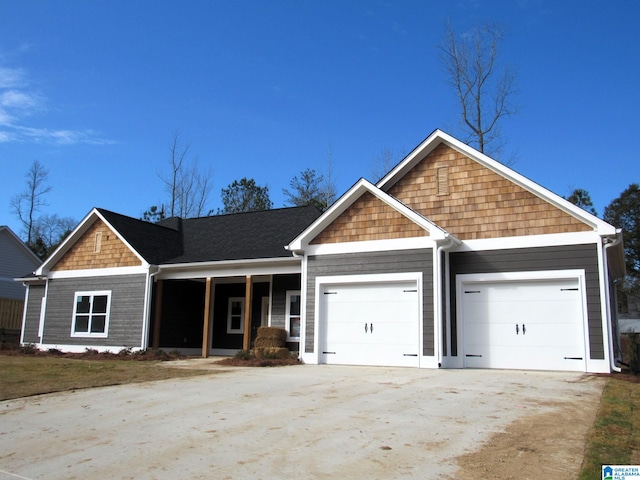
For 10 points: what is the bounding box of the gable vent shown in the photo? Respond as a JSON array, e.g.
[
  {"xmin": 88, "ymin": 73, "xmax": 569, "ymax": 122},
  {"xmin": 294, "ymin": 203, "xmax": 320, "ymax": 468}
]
[
  {"xmin": 437, "ymin": 166, "xmax": 449, "ymax": 196},
  {"xmin": 94, "ymin": 232, "xmax": 103, "ymax": 253}
]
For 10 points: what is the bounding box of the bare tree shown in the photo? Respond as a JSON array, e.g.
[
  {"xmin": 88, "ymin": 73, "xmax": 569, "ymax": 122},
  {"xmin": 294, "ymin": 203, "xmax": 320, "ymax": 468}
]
[
  {"xmin": 369, "ymin": 147, "xmax": 400, "ymax": 184},
  {"xmin": 320, "ymin": 145, "xmax": 338, "ymax": 210},
  {"xmin": 158, "ymin": 131, "xmax": 213, "ymax": 218},
  {"xmin": 10, "ymin": 160, "xmax": 51, "ymax": 245},
  {"xmin": 439, "ymin": 22, "xmax": 518, "ymax": 157}
]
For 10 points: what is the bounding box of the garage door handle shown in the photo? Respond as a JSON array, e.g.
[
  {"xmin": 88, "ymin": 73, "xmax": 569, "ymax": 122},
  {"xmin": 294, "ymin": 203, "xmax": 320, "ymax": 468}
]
[
  {"xmin": 516, "ymin": 324, "xmax": 519, "ymax": 335},
  {"xmin": 364, "ymin": 323, "xmax": 374, "ymax": 333},
  {"xmin": 522, "ymin": 324, "xmax": 526, "ymax": 335}
]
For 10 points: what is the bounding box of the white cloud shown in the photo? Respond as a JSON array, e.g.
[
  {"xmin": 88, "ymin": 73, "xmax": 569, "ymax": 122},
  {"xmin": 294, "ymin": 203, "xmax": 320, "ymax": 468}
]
[{"xmin": 0, "ymin": 61, "xmax": 113, "ymax": 146}]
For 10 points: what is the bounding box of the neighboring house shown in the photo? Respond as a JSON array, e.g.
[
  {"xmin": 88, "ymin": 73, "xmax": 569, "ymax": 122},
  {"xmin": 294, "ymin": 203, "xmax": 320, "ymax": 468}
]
[
  {"xmin": 1, "ymin": 226, "xmax": 41, "ymax": 339},
  {"xmin": 19, "ymin": 130, "xmax": 626, "ymax": 373}
]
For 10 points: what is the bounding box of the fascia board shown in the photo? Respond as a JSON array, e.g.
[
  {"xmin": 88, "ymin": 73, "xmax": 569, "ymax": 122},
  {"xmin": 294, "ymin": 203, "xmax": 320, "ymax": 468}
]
[
  {"xmin": 287, "ymin": 178, "xmax": 446, "ymax": 251},
  {"xmin": 378, "ymin": 129, "xmax": 616, "ymax": 235}
]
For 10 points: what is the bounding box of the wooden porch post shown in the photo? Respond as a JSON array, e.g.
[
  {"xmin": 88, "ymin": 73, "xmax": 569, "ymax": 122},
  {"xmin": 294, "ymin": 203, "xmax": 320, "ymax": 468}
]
[
  {"xmin": 202, "ymin": 277, "xmax": 213, "ymax": 358},
  {"xmin": 151, "ymin": 279, "xmax": 163, "ymax": 350},
  {"xmin": 243, "ymin": 275, "xmax": 252, "ymax": 351}
]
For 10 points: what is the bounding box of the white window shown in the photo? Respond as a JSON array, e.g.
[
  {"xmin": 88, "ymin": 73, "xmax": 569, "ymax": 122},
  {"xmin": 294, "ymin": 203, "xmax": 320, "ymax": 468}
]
[
  {"xmin": 71, "ymin": 291, "xmax": 111, "ymax": 337},
  {"xmin": 227, "ymin": 297, "xmax": 245, "ymax": 334},
  {"xmin": 285, "ymin": 291, "xmax": 301, "ymax": 341}
]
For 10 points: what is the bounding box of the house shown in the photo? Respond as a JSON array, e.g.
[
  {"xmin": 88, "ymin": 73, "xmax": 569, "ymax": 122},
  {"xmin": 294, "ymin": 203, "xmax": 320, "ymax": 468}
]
[
  {"xmin": 1, "ymin": 226, "xmax": 41, "ymax": 342},
  {"xmin": 18, "ymin": 129, "xmax": 626, "ymax": 373}
]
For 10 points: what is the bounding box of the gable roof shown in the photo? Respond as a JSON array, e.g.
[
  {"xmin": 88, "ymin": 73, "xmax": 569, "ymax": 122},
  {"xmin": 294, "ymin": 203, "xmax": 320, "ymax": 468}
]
[
  {"xmin": 378, "ymin": 129, "xmax": 618, "ymax": 235},
  {"xmin": 37, "ymin": 206, "xmax": 322, "ymax": 274},
  {"xmin": 287, "ymin": 178, "xmax": 456, "ymax": 251}
]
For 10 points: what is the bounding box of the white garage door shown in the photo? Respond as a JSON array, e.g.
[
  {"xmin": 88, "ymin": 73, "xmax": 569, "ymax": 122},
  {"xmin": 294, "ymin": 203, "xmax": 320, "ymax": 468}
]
[
  {"xmin": 320, "ymin": 281, "xmax": 420, "ymax": 367},
  {"xmin": 461, "ymin": 277, "xmax": 586, "ymax": 371}
]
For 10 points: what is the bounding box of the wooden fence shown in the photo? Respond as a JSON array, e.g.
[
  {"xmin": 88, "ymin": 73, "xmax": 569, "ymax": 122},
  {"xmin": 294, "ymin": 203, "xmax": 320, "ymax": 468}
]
[{"xmin": 0, "ymin": 298, "xmax": 24, "ymax": 331}]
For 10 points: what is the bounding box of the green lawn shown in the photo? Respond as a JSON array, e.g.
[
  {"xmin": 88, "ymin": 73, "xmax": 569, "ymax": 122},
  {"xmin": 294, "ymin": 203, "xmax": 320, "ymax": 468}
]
[
  {"xmin": 579, "ymin": 374, "xmax": 640, "ymax": 478},
  {"xmin": 0, "ymin": 355, "xmax": 211, "ymax": 401}
]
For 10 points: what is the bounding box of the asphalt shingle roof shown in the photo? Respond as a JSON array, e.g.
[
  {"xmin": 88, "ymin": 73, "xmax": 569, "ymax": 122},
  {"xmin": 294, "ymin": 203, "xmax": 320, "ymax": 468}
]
[{"xmin": 98, "ymin": 206, "xmax": 321, "ymax": 265}]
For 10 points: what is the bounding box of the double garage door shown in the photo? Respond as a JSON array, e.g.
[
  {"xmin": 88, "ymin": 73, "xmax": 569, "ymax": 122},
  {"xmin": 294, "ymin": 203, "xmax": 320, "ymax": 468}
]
[
  {"xmin": 319, "ymin": 280, "xmax": 421, "ymax": 368},
  {"xmin": 460, "ymin": 275, "xmax": 587, "ymax": 372},
  {"xmin": 318, "ymin": 272, "xmax": 588, "ymax": 371}
]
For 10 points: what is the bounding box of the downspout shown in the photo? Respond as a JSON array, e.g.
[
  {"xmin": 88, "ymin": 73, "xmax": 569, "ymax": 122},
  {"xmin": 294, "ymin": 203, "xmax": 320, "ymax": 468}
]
[
  {"xmin": 604, "ymin": 232, "xmax": 623, "ymax": 373},
  {"xmin": 435, "ymin": 234, "xmax": 460, "ymax": 368},
  {"xmin": 141, "ymin": 265, "xmax": 161, "ymax": 351}
]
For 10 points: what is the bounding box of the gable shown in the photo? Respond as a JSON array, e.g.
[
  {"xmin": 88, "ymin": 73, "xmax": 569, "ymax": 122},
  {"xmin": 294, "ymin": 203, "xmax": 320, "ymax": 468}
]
[
  {"xmin": 386, "ymin": 143, "xmax": 592, "ymax": 240},
  {"xmin": 310, "ymin": 191, "xmax": 428, "ymax": 245},
  {"xmin": 51, "ymin": 219, "xmax": 142, "ymax": 271}
]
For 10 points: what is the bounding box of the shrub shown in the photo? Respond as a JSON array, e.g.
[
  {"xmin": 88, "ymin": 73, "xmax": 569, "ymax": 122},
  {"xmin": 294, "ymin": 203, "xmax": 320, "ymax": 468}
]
[
  {"xmin": 235, "ymin": 349, "xmax": 253, "ymax": 360},
  {"xmin": 20, "ymin": 344, "xmax": 39, "ymax": 355}
]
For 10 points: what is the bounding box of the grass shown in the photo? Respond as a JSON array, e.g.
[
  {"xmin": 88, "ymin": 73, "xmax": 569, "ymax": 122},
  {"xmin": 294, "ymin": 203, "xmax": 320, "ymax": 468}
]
[
  {"xmin": 579, "ymin": 373, "xmax": 640, "ymax": 478},
  {"xmin": 0, "ymin": 355, "xmax": 211, "ymax": 401}
]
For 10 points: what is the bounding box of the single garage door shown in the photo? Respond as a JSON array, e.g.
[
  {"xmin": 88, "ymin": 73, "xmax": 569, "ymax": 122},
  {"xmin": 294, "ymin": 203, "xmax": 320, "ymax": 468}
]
[
  {"xmin": 461, "ymin": 277, "xmax": 586, "ymax": 371},
  {"xmin": 320, "ymin": 281, "xmax": 420, "ymax": 367}
]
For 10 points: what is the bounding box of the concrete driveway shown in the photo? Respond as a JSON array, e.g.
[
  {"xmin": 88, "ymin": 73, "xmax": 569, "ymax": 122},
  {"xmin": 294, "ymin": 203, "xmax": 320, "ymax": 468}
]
[{"xmin": 0, "ymin": 364, "xmax": 603, "ymax": 480}]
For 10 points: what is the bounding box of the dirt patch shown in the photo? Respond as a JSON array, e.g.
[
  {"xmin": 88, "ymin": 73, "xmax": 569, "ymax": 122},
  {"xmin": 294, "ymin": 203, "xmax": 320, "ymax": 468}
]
[{"xmin": 454, "ymin": 383, "xmax": 603, "ymax": 479}]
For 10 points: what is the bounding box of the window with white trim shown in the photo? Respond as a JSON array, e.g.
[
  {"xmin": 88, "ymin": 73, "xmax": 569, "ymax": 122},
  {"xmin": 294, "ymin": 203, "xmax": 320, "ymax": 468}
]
[
  {"xmin": 227, "ymin": 297, "xmax": 245, "ymax": 334},
  {"xmin": 285, "ymin": 291, "xmax": 301, "ymax": 341},
  {"xmin": 72, "ymin": 291, "xmax": 111, "ymax": 337}
]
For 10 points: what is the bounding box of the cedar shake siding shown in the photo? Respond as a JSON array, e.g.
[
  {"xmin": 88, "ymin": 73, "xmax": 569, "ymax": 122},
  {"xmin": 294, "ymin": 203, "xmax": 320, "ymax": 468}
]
[
  {"xmin": 449, "ymin": 244, "xmax": 604, "ymax": 359},
  {"xmin": 42, "ymin": 274, "xmax": 146, "ymax": 347},
  {"xmin": 310, "ymin": 191, "xmax": 428, "ymax": 244},
  {"xmin": 387, "ymin": 143, "xmax": 592, "ymax": 240},
  {"xmin": 305, "ymin": 250, "xmax": 434, "ymax": 355},
  {"xmin": 52, "ymin": 219, "xmax": 141, "ymax": 271},
  {"xmin": 22, "ymin": 283, "xmax": 45, "ymax": 344}
]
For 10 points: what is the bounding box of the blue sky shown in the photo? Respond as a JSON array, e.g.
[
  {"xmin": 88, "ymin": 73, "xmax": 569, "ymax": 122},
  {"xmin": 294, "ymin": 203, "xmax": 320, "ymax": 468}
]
[{"xmin": 1, "ymin": 0, "xmax": 638, "ymax": 237}]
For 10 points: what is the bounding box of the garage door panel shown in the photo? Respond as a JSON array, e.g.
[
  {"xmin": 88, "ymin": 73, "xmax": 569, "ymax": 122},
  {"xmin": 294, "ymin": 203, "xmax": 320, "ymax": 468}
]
[
  {"xmin": 461, "ymin": 276, "xmax": 586, "ymax": 372},
  {"xmin": 321, "ymin": 280, "xmax": 420, "ymax": 368},
  {"xmin": 465, "ymin": 345, "xmax": 584, "ymax": 371}
]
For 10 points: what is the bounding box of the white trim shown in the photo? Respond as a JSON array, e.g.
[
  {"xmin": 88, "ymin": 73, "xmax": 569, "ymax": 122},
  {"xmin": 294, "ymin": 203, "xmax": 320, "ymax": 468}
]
[
  {"xmin": 285, "ymin": 290, "xmax": 301, "ymax": 341},
  {"xmin": 452, "ymin": 270, "xmax": 607, "ymax": 372},
  {"xmin": 303, "ymin": 272, "xmax": 424, "ymax": 367},
  {"xmin": 157, "ymin": 259, "xmax": 301, "ymax": 280},
  {"xmin": 300, "ymin": 255, "xmax": 308, "ymax": 355},
  {"xmin": 19, "ymin": 286, "xmax": 29, "ymax": 345},
  {"xmin": 70, "ymin": 290, "xmax": 112, "ymax": 338},
  {"xmin": 261, "ymin": 296, "xmax": 270, "ymax": 327},
  {"xmin": 455, "ymin": 231, "xmax": 602, "ymax": 252},
  {"xmin": 48, "ymin": 266, "xmax": 149, "ymax": 279},
  {"xmin": 37, "ymin": 296, "xmax": 46, "ymax": 340},
  {"xmin": 37, "ymin": 280, "xmax": 50, "ymax": 343},
  {"xmin": 377, "ymin": 129, "xmax": 616, "ymax": 235},
  {"xmin": 226, "ymin": 297, "xmax": 245, "ymax": 334},
  {"xmin": 302, "ymin": 236, "xmax": 440, "ymax": 256},
  {"xmin": 36, "ymin": 209, "xmax": 150, "ymax": 276},
  {"xmin": 288, "ymin": 178, "xmax": 450, "ymax": 252}
]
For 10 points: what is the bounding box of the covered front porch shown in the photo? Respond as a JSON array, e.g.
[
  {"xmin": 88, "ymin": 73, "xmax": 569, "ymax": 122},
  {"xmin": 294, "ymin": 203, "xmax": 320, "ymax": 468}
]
[{"xmin": 147, "ymin": 260, "xmax": 302, "ymax": 357}]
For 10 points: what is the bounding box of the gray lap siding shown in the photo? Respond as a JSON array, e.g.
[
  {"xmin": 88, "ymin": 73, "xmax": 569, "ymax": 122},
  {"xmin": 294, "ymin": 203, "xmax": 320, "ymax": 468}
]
[
  {"xmin": 42, "ymin": 274, "xmax": 147, "ymax": 347},
  {"xmin": 449, "ymin": 243, "xmax": 604, "ymax": 360},
  {"xmin": 305, "ymin": 249, "xmax": 434, "ymax": 355},
  {"xmin": 22, "ymin": 284, "xmax": 45, "ymax": 344}
]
